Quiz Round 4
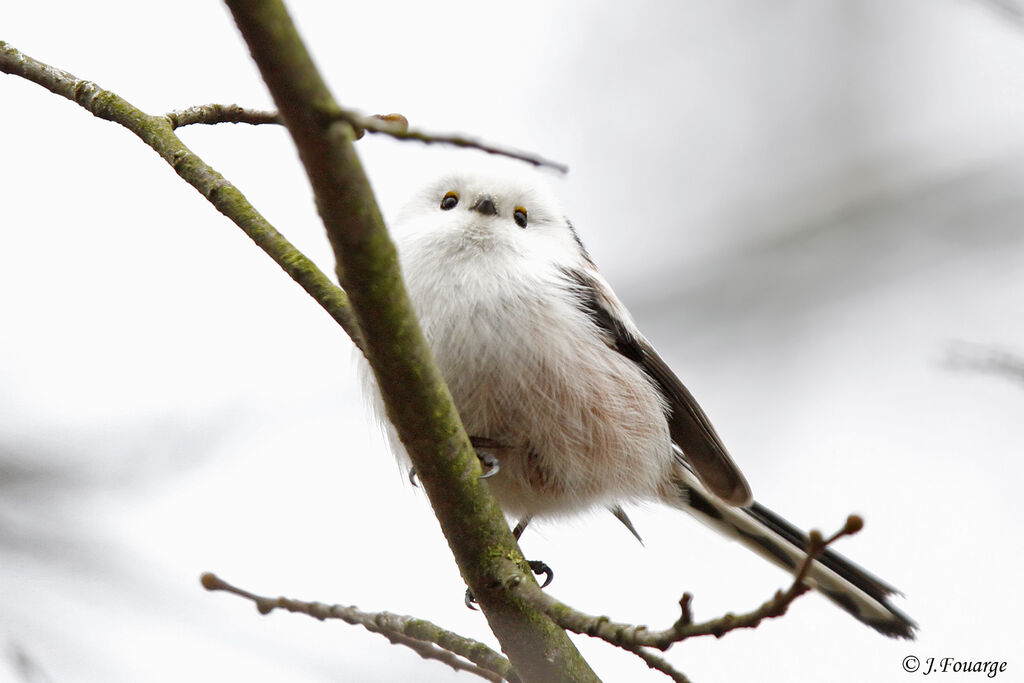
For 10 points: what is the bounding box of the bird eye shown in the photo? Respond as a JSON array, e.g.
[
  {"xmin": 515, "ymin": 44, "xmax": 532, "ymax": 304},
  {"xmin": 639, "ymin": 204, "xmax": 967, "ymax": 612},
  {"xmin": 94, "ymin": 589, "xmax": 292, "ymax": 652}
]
[
  {"xmin": 440, "ymin": 191, "xmax": 459, "ymax": 211},
  {"xmin": 513, "ymin": 206, "xmax": 528, "ymax": 228}
]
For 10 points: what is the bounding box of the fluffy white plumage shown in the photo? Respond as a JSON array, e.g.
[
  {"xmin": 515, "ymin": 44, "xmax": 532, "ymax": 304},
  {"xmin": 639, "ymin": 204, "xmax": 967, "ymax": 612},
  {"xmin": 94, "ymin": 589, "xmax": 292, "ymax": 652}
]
[
  {"xmin": 387, "ymin": 170, "xmax": 673, "ymax": 517},
  {"xmin": 358, "ymin": 166, "xmax": 916, "ymax": 639}
]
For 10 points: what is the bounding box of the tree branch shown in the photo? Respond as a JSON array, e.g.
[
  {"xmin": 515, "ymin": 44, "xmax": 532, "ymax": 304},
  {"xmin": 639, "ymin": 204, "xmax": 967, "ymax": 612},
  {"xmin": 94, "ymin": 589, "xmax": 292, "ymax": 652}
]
[
  {"xmin": 221, "ymin": 2, "xmax": 598, "ymax": 681},
  {"xmin": 0, "ymin": 40, "xmax": 364, "ymax": 352},
  {"xmin": 166, "ymin": 103, "xmax": 280, "ymax": 128},
  {"xmin": 201, "ymin": 573, "xmax": 514, "ymax": 682},
  {"xmin": 621, "ymin": 645, "xmax": 692, "ymax": 683},
  {"xmin": 341, "ymin": 109, "xmax": 569, "ymax": 173},
  {"xmin": 514, "ymin": 516, "xmax": 862, "ymax": 655},
  {"xmin": 165, "ymin": 102, "xmax": 568, "ymax": 172}
]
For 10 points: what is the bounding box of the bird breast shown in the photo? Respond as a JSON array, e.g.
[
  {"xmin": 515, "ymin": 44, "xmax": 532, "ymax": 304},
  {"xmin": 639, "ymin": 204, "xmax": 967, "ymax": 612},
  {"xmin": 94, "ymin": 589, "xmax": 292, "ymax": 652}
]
[{"xmin": 399, "ymin": 237, "xmax": 674, "ymax": 518}]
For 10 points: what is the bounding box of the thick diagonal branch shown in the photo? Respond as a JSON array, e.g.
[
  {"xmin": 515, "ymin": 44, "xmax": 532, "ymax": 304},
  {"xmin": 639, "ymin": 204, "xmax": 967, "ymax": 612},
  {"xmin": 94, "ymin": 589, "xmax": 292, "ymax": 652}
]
[{"xmin": 221, "ymin": 2, "xmax": 598, "ymax": 681}]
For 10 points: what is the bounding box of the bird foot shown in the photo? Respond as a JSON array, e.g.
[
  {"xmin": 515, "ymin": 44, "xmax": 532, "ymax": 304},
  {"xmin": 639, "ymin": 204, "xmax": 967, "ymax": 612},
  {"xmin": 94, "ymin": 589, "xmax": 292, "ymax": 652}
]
[
  {"xmin": 464, "ymin": 559, "xmax": 554, "ymax": 610},
  {"xmin": 408, "ymin": 436, "xmax": 504, "ymax": 487}
]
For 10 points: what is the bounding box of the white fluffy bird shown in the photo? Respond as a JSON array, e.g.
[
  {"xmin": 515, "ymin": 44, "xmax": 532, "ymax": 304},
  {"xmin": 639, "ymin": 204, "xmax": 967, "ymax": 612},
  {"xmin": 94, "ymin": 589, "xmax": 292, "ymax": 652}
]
[{"xmin": 362, "ymin": 167, "xmax": 916, "ymax": 639}]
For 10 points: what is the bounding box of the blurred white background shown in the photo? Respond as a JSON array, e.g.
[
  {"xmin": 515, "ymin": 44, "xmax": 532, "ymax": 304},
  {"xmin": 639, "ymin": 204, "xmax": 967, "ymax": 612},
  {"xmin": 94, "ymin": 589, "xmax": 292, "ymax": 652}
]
[{"xmin": 2, "ymin": 1, "xmax": 1023, "ymax": 681}]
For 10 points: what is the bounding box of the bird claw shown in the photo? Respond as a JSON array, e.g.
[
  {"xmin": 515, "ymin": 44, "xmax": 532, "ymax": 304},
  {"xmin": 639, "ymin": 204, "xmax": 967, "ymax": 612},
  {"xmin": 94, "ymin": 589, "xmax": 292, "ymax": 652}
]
[
  {"xmin": 408, "ymin": 440, "xmax": 500, "ymax": 487},
  {"xmin": 463, "ymin": 558, "xmax": 554, "ymax": 609},
  {"xmin": 469, "ymin": 436, "xmax": 503, "ymax": 479},
  {"xmin": 477, "ymin": 451, "xmax": 500, "ymax": 479},
  {"xmin": 529, "ymin": 560, "xmax": 554, "ymax": 588}
]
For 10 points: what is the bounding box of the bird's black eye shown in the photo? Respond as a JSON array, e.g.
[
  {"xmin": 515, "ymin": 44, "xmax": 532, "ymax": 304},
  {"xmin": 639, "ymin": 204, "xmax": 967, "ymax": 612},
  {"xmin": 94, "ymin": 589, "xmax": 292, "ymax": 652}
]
[
  {"xmin": 513, "ymin": 206, "xmax": 528, "ymax": 228},
  {"xmin": 440, "ymin": 191, "xmax": 459, "ymax": 210}
]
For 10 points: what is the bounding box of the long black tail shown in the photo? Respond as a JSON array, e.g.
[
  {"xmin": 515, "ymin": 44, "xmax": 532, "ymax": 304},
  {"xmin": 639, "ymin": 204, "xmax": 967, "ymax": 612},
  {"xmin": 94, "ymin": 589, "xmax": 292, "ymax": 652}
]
[{"xmin": 664, "ymin": 457, "xmax": 916, "ymax": 639}]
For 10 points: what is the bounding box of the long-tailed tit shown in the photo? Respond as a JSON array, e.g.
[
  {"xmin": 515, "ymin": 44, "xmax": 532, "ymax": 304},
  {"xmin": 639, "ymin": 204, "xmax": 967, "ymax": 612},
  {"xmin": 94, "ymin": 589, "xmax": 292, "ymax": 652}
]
[{"xmin": 361, "ymin": 168, "xmax": 916, "ymax": 639}]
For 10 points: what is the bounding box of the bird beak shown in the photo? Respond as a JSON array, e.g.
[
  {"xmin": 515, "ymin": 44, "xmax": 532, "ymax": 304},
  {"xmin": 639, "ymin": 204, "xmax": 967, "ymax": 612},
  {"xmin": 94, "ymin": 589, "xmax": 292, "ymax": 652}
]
[{"xmin": 471, "ymin": 195, "xmax": 498, "ymax": 216}]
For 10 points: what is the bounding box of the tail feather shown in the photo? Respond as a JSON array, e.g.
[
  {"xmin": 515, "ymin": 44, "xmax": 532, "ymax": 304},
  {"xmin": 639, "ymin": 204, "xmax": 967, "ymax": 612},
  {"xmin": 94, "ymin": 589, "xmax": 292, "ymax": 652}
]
[{"xmin": 665, "ymin": 458, "xmax": 917, "ymax": 639}]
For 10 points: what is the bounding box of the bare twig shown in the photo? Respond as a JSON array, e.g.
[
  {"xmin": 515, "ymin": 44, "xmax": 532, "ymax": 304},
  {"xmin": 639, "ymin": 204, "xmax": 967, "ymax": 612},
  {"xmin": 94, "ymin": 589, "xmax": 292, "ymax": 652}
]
[
  {"xmin": 335, "ymin": 108, "xmax": 569, "ymax": 173},
  {"xmin": 166, "ymin": 103, "xmax": 280, "ymax": 128},
  {"xmin": 162, "ymin": 100, "xmax": 568, "ymax": 172},
  {"xmin": 0, "ymin": 40, "xmax": 364, "ymax": 352},
  {"xmin": 514, "ymin": 516, "xmax": 863, "ymax": 655},
  {"xmin": 201, "ymin": 573, "xmax": 513, "ymax": 682},
  {"xmin": 620, "ymin": 645, "xmax": 692, "ymax": 683}
]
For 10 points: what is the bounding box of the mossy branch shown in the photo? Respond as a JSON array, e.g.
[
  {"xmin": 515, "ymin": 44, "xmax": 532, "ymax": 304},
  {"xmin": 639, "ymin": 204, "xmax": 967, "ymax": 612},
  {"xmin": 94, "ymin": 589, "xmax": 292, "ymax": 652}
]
[
  {"xmin": 0, "ymin": 40, "xmax": 364, "ymax": 351},
  {"xmin": 220, "ymin": 2, "xmax": 598, "ymax": 681},
  {"xmin": 201, "ymin": 573, "xmax": 515, "ymax": 682}
]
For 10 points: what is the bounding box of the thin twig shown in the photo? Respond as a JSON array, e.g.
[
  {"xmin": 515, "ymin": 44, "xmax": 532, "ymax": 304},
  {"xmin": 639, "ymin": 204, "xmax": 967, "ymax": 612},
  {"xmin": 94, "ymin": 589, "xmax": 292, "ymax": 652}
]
[
  {"xmin": 161, "ymin": 100, "xmax": 569, "ymax": 173},
  {"xmin": 166, "ymin": 103, "xmax": 280, "ymax": 128},
  {"xmin": 515, "ymin": 515, "xmax": 863, "ymax": 652},
  {"xmin": 621, "ymin": 645, "xmax": 693, "ymax": 683},
  {"xmin": 201, "ymin": 573, "xmax": 514, "ymax": 682},
  {"xmin": 335, "ymin": 108, "xmax": 569, "ymax": 173}
]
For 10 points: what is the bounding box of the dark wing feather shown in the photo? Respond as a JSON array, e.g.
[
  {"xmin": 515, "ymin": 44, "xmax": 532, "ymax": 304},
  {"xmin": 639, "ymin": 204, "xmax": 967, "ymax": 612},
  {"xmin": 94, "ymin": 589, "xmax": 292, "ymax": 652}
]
[
  {"xmin": 563, "ymin": 267, "xmax": 752, "ymax": 506},
  {"xmin": 641, "ymin": 345, "xmax": 752, "ymax": 505}
]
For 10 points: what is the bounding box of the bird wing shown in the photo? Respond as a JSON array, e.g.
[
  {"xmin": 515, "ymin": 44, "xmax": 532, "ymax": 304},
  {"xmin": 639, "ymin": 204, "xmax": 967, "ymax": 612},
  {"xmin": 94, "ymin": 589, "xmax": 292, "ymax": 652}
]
[{"xmin": 561, "ymin": 266, "xmax": 752, "ymax": 506}]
